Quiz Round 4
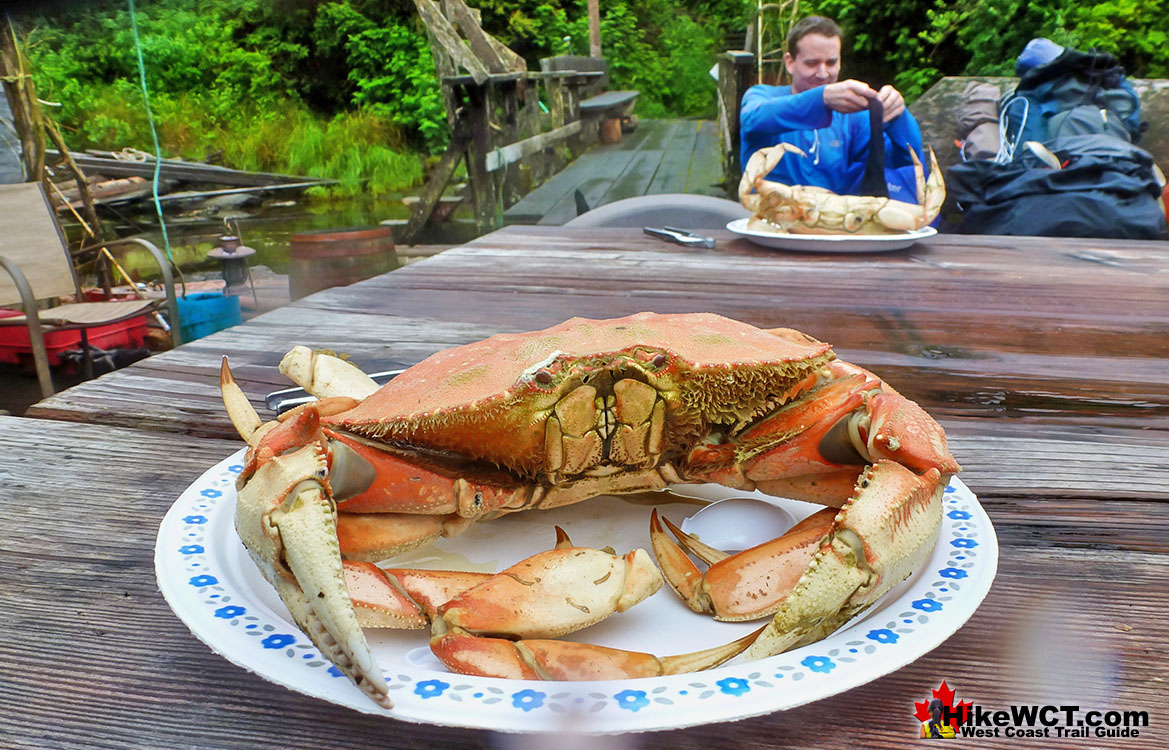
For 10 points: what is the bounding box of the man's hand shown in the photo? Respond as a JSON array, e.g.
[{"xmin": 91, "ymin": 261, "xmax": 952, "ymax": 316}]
[
  {"xmin": 877, "ymin": 84, "xmax": 906, "ymax": 122},
  {"xmin": 822, "ymin": 79, "xmax": 877, "ymax": 113}
]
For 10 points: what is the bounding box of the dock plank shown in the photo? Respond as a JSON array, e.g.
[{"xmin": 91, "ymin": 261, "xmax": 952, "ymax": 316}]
[
  {"xmin": 599, "ymin": 120, "xmax": 683, "ymax": 204},
  {"xmin": 648, "ymin": 120, "xmax": 702, "ymax": 194},
  {"xmin": 536, "ymin": 120, "xmax": 673, "ymax": 224},
  {"xmin": 502, "ymin": 121, "xmax": 662, "ymax": 224},
  {"xmin": 505, "ymin": 118, "xmax": 722, "ymax": 225},
  {"xmin": 687, "ymin": 120, "xmax": 726, "ymax": 195}
]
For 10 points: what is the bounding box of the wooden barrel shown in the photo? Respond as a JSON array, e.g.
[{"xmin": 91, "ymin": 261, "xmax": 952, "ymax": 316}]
[{"xmin": 289, "ymin": 226, "xmax": 398, "ymax": 300}]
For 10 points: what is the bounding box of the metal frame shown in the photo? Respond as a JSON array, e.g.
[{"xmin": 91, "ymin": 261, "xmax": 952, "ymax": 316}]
[{"xmin": 0, "ymin": 237, "xmax": 181, "ymax": 399}]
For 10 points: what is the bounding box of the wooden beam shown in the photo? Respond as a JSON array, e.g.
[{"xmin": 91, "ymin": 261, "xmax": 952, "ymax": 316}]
[
  {"xmin": 48, "ymin": 152, "xmax": 336, "ymax": 187},
  {"xmin": 588, "ymin": 0, "xmax": 602, "ymax": 58},
  {"xmin": 399, "ymin": 130, "xmax": 469, "ymax": 243},
  {"xmin": 414, "ymin": 0, "xmax": 489, "ymax": 84},
  {"xmin": 485, "ymin": 121, "xmax": 582, "ymax": 172},
  {"xmin": 444, "ymin": 0, "xmax": 525, "ymax": 74}
]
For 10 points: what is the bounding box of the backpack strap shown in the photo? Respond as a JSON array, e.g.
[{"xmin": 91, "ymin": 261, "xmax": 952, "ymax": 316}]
[{"xmin": 860, "ymin": 98, "xmax": 888, "ymax": 196}]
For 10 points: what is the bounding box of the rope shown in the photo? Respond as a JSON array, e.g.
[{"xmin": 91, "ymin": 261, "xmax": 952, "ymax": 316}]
[
  {"xmin": 994, "ymin": 95, "xmax": 1028, "ymax": 165},
  {"xmin": 127, "ymin": 0, "xmax": 173, "ymax": 265}
]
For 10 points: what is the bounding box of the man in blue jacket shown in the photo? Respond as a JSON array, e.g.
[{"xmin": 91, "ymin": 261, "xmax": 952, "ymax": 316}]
[{"xmin": 739, "ymin": 16, "xmax": 926, "ymax": 204}]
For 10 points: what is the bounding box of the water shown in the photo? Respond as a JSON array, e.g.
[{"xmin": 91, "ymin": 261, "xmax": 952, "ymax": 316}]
[{"xmin": 83, "ymin": 192, "xmax": 422, "ymax": 280}]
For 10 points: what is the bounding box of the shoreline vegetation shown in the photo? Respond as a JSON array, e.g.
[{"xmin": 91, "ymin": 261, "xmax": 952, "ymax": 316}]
[{"xmin": 10, "ymin": 0, "xmax": 1166, "ymax": 199}]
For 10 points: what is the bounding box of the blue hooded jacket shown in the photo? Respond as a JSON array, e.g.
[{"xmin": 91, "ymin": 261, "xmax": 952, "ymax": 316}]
[{"xmin": 739, "ymin": 84, "xmax": 927, "ymax": 204}]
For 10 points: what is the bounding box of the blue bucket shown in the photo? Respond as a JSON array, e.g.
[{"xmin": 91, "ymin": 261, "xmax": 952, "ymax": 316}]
[{"xmin": 176, "ymin": 292, "xmax": 242, "ymax": 343}]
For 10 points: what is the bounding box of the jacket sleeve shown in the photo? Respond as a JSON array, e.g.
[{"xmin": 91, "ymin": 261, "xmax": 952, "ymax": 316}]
[
  {"xmin": 883, "ymin": 110, "xmax": 925, "ymax": 168},
  {"xmin": 740, "ymin": 86, "xmax": 833, "ymax": 139}
]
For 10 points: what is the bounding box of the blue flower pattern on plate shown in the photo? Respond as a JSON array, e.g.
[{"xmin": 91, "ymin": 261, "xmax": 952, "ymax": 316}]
[
  {"xmin": 214, "ymin": 605, "xmax": 246, "ymax": 619},
  {"xmin": 614, "ymin": 689, "xmax": 651, "ymax": 711},
  {"xmin": 415, "ymin": 679, "xmax": 449, "ymax": 699},
  {"xmin": 800, "ymin": 656, "xmax": 836, "ymax": 673},
  {"xmin": 261, "ymin": 634, "xmax": 296, "ymax": 649},
  {"xmin": 912, "ymin": 598, "xmax": 943, "ymax": 612},
  {"xmin": 717, "ymin": 677, "xmax": 750, "ymax": 696},
  {"xmin": 511, "ymin": 689, "xmax": 545, "ymax": 711},
  {"xmin": 167, "ymin": 456, "xmax": 991, "ymax": 717},
  {"xmin": 866, "ymin": 628, "xmax": 899, "ymax": 644}
]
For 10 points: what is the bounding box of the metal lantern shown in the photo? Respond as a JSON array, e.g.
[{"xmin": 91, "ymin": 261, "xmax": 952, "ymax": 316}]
[{"xmin": 207, "ymin": 234, "xmax": 257, "ymax": 305}]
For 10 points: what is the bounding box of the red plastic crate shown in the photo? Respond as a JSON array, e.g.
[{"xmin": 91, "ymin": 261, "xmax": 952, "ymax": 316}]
[{"xmin": 0, "ymin": 308, "xmax": 148, "ymax": 367}]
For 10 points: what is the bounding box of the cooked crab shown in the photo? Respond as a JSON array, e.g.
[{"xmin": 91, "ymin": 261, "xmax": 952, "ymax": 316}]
[
  {"xmin": 740, "ymin": 143, "xmax": 945, "ymax": 234},
  {"xmin": 221, "ymin": 312, "xmax": 958, "ymax": 708}
]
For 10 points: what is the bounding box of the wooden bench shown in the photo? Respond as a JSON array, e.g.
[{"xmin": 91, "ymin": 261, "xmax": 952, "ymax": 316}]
[
  {"xmin": 580, "ymin": 89, "xmax": 640, "ymax": 136},
  {"xmin": 541, "ymin": 55, "xmax": 639, "ymax": 141}
]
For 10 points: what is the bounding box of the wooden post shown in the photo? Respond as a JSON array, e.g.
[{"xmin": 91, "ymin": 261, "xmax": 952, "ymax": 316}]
[
  {"xmin": 462, "ymin": 83, "xmax": 499, "ymax": 234},
  {"xmin": 717, "ymin": 51, "xmax": 756, "ymax": 198},
  {"xmin": 588, "ymin": 0, "xmax": 601, "ymax": 58},
  {"xmin": 399, "ymin": 127, "xmax": 469, "ymax": 243},
  {"xmin": 0, "ymin": 14, "xmax": 44, "ymax": 182}
]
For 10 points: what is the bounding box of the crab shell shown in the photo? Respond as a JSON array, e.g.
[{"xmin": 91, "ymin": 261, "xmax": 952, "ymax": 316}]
[{"xmin": 334, "ymin": 313, "xmax": 834, "ymax": 478}]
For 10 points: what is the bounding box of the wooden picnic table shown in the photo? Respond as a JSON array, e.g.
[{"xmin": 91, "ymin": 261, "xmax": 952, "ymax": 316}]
[{"xmin": 4, "ymin": 226, "xmax": 1168, "ymax": 748}]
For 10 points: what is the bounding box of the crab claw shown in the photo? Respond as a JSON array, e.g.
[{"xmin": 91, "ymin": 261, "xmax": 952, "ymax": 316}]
[
  {"xmin": 430, "ymin": 625, "xmax": 765, "ymax": 680},
  {"xmin": 278, "ymin": 346, "xmax": 380, "ymax": 400},
  {"xmin": 435, "ymin": 535, "xmax": 664, "ymax": 639},
  {"xmin": 649, "ymin": 507, "xmax": 836, "ymax": 621},
  {"xmin": 749, "ymin": 460, "xmax": 944, "ymax": 658},
  {"xmin": 235, "ymin": 443, "xmax": 391, "ymax": 708}
]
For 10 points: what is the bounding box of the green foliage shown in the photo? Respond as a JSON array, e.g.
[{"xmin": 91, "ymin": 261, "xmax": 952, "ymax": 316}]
[
  {"xmin": 344, "ymin": 20, "xmax": 448, "ymax": 152},
  {"xmin": 13, "ymin": 0, "xmax": 1166, "ymax": 185},
  {"xmin": 813, "ymin": 0, "xmax": 1169, "ymax": 100}
]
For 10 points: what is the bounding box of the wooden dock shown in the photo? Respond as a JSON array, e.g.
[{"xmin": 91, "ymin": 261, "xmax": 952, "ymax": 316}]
[{"xmin": 503, "ymin": 118, "xmax": 726, "ymax": 225}]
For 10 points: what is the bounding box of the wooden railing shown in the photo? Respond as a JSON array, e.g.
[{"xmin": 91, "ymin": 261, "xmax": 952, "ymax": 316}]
[{"xmin": 405, "ymin": 0, "xmax": 609, "ymax": 240}]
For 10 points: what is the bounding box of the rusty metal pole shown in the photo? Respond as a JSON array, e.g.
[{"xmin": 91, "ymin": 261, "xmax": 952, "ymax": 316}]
[{"xmin": 587, "ymin": 0, "xmax": 601, "ymax": 58}]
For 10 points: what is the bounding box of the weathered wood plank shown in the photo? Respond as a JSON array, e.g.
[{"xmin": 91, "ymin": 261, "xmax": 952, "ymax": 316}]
[
  {"xmin": 26, "ymin": 229, "xmax": 1169, "ymax": 440},
  {"xmin": 504, "ymin": 118, "xmax": 674, "ymax": 224},
  {"xmin": 647, "ymin": 119, "xmax": 702, "ymax": 194},
  {"xmin": 2, "ymin": 415, "xmax": 1165, "ymax": 749},
  {"xmin": 540, "ymin": 119, "xmax": 675, "ymax": 222},
  {"xmin": 597, "ymin": 120, "xmax": 681, "ymax": 203},
  {"xmin": 414, "ymin": 0, "xmax": 489, "ymax": 84},
  {"xmin": 688, "ymin": 119, "xmax": 726, "ymax": 194},
  {"xmin": 484, "ymin": 120, "xmax": 582, "ymax": 172}
]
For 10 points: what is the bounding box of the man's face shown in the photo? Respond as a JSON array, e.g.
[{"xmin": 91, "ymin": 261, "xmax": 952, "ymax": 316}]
[{"xmin": 784, "ymin": 33, "xmax": 841, "ymax": 93}]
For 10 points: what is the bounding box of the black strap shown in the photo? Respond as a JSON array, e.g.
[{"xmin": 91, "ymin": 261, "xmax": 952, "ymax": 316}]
[{"xmin": 860, "ymin": 98, "xmax": 888, "ymax": 197}]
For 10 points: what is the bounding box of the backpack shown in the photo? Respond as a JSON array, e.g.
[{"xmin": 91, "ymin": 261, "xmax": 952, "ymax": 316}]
[
  {"xmin": 947, "ymin": 134, "xmax": 1169, "ymax": 240},
  {"xmin": 997, "ymin": 47, "xmax": 1144, "ymax": 162}
]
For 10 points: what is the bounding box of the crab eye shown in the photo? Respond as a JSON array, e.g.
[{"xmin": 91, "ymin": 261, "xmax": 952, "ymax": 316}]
[
  {"xmin": 652, "ymin": 354, "xmax": 668, "ymax": 368},
  {"xmin": 535, "ymin": 368, "xmax": 554, "ymax": 385}
]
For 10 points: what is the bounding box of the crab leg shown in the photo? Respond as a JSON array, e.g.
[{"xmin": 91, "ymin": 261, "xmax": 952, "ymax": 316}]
[
  {"xmin": 649, "ymin": 507, "xmax": 837, "ymax": 621},
  {"xmin": 683, "ymin": 359, "xmax": 958, "ymax": 506},
  {"xmin": 430, "ymin": 625, "xmax": 764, "ymax": 680},
  {"xmin": 341, "ymin": 527, "xmax": 663, "ymax": 637}
]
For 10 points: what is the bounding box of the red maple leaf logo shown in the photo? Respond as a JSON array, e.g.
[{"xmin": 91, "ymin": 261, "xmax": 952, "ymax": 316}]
[{"xmin": 914, "ymin": 680, "xmax": 973, "ymax": 729}]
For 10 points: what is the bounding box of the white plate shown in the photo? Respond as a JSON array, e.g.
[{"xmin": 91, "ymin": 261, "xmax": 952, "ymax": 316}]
[
  {"xmin": 727, "ymin": 218, "xmax": 937, "ymax": 252},
  {"xmin": 156, "ymin": 449, "xmax": 996, "ymax": 733}
]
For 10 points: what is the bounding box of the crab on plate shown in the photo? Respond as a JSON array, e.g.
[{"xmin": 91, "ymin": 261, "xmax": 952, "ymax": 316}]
[{"xmin": 220, "ymin": 312, "xmax": 959, "ymax": 708}]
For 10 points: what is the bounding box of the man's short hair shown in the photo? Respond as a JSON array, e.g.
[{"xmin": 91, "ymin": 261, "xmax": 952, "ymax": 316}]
[{"xmin": 787, "ymin": 16, "xmax": 842, "ymax": 58}]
